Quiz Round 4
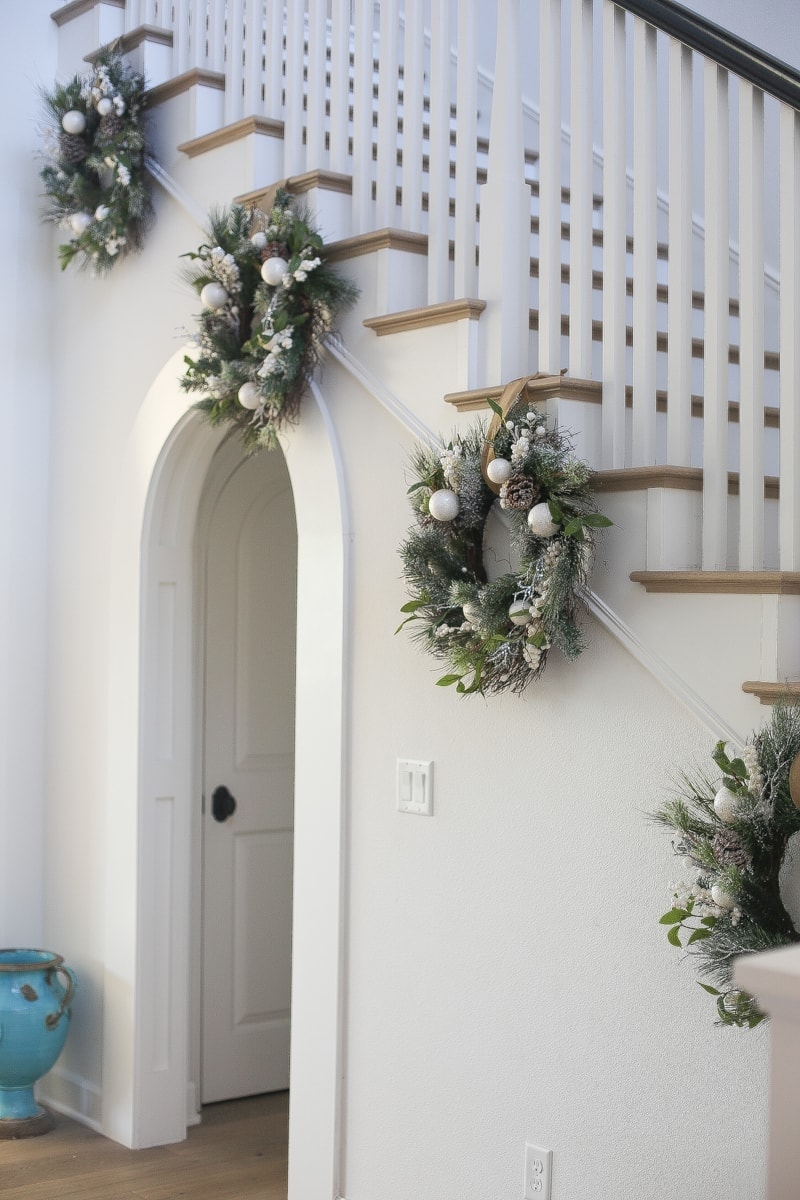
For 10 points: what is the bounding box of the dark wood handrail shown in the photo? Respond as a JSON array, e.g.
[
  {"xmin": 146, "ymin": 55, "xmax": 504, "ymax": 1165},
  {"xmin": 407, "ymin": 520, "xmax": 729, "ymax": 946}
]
[{"xmin": 618, "ymin": 0, "xmax": 800, "ymax": 111}]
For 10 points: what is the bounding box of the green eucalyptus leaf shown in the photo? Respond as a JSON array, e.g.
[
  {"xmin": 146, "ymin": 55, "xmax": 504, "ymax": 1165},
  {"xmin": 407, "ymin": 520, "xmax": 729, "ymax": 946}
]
[
  {"xmin": 687, "ymin": 927, "xmax": 713, "ymax": 944},
  {"xmin": 436, "ymin": 674, "xmax": 462, "ymax": 688},
  {"xmin": 698, "ymin": 982, "xmax": 722, "ymax": 996},
  {"xmin": 667, "ymin": 925, "xmax": 683, "ymax": 947},
  {"xmin": 486, "ymin": 397, "xmax": 504, "ymax": 417},
  {"xmin": 659, "ymin": 908, "xmax": 689, "ymax": 924},
  {"xmin": 581, "ymin": 513, "xmax": 614, "ymax": 528}
]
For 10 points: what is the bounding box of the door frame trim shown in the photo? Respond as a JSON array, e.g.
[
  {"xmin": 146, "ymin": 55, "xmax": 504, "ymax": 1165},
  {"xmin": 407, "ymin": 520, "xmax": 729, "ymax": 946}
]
[{"xmin": 107, "ymin": 351, "xmax": 348, "ymax": 1200}]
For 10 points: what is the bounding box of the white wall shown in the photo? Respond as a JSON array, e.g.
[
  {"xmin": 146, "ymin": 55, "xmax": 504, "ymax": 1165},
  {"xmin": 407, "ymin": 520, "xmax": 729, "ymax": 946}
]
[{"xmin": 0, "ymin": 1, "xmax": 57, "ymax": 949}]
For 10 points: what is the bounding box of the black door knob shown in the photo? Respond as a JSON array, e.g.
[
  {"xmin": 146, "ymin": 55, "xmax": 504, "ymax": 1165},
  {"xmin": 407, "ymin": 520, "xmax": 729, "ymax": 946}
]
[{"xmin": 211, "ymin": 785, "xmax": 237, "ymax": 823}]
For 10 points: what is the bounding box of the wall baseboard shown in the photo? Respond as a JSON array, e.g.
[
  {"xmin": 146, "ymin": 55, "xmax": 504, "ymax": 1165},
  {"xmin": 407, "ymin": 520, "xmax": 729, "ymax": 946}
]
[{"xmin": 37, "ymin": 1065, "xmax": 103, "ymax": 1133}]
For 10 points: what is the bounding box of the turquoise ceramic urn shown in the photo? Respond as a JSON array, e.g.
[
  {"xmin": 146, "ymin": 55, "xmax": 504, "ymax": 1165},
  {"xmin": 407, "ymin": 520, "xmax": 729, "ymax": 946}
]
[{"xmin": 0, "ymin": 949, "xmax": 77, "ymax": 1137}]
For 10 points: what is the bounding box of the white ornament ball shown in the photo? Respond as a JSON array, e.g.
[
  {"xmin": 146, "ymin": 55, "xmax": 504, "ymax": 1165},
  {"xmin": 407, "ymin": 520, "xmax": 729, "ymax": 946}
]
[
  {"xmin": 250, "ymin": 231, "xmax": 268, "ymax": 250},
  {"xmin": 428, "ymin": 489, "xmax": 460, "ymax": 522},
  {"xmin": 200, "ymin": 282, "xmax": 229, "ymax": 310},
  {"xmin": 237, "ymin": 381, "xmax": 261, "ymax": 410},
  {"xmin": 713, "ymin": 786, "xmax": 739, "ymax": 825},
  {"xmin": 261, "ymin": 256, "xmax": 289, "ymax": 286},
  {"xmin": 527, "ymin": 502, "xmax": 559, "ymax": 538},
  {"xmin": 96, "ymin": 97, "xmax": 114, "ymax": 116},
  {"xmin": 486, "ymin": 457, "xmax": 513, "ymax": 486},
  {"xmin": 711, "ymin": 884, "xmax": 737, "ymax": 911},
  {"xmin": 69, "ymin": 211, "xmax": 93, "ymax": 236},
  {"xmin": 61, "ymin": 109, "xmax": 86, "ymax": 135},
  {"xmin": 508, "ymin": 601, "xmax": 532, "ymax": 626}
]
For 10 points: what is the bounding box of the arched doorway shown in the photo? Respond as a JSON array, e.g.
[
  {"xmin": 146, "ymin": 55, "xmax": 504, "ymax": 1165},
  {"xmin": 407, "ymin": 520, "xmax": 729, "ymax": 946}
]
[{"xmin": 105, "ymin": 352, "xmax": 348, "ymax": 1200}]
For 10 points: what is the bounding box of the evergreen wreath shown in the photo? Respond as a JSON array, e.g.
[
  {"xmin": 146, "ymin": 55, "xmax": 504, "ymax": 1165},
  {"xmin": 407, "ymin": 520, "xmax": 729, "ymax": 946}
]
[
  {"xmin": 654, "ymin": 704, "xmax": 800, "ymax": 1028},
  {"xmin": 180, "ymin": 195, "xmax": 358, "ymax": 450},
  {"xmin": 397, "ymin": 377, "xmax": 612, "ymax": 696},
  {"xmin": 39, "ymin": 48, "xmax": 153, "ymax": 273}
]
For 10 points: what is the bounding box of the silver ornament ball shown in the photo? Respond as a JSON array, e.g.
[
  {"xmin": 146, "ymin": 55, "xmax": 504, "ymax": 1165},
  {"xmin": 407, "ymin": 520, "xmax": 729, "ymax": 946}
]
[
  {"xmin": 711, "ymin": 884, "xmax": 737, "ymax": 910},
  {"xmin": 261, "ymin": 256, "xmax": 289, "ymax": 286},
  {"xmin": 61, "ymin": 109, "xmax": 86, "ymax": 135},
  {"xmin": 527, "ymin": 502, "xmax": 559, "ymax": 538},
  {"xmin": 713, "ymin": 786, "xmax": 739, "ymax": 825},
  {"xmin": 237, "ymin": 381, "xmax": 261, "ymax": 410},
  {"xmin": 250, "ymin": 232, "xmax": 268, "ymax": 250},
  {"xmin": 486, "ymin": 457, "xmax": 513, "ymax": 486},
  {"xmin": 428, "ymin": 489, "xmax": 460, "ymax": 522},
  {"xmin": 96, "ymin": 97, "xmax": 114, "ymax": 116},
  {"xmin": 200, "ymin": 282, "xmax": 229, "ymax": 310}
]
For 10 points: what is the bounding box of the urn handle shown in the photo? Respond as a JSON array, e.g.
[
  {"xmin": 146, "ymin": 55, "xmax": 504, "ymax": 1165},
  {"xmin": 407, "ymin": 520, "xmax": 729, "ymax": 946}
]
[
  {"xmin": 46, "ymin": 964, "xmax": 77, "ymax": 1030},
  {"xmin": 211, "ymin": 785, "xmax": 237, "ymax": 823}
]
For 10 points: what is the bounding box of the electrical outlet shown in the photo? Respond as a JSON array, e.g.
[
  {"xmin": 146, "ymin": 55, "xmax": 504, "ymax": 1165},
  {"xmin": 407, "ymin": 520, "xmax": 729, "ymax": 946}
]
[{"xmin": 524, "ymin": 1143, "xmax": 552, "ymax": 1199}]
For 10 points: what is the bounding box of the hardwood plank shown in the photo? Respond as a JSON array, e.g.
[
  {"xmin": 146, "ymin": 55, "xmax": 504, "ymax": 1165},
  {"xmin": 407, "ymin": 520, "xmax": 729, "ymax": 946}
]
[{"xmin": 0, "ymin": 1094, "xmax": 288, "ymax": 1200}]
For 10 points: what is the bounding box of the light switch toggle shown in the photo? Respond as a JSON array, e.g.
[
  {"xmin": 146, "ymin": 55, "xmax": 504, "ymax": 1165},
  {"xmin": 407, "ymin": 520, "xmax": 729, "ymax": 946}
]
[{"xmin": 396, "ymin": 759, "xmax": 433, "ymax": 815}]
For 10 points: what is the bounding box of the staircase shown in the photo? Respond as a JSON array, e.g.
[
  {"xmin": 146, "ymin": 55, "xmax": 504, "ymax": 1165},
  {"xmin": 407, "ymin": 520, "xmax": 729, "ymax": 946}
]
[{"xmin": 51, "ymin": 0, "xmax": 800, "ymax": 739}]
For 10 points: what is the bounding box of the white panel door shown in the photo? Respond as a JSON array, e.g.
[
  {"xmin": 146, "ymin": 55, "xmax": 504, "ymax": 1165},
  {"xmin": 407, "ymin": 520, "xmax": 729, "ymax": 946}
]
[{"xmin": 201, "ymin": 447, "xmax": 297, "ymax": 1103}]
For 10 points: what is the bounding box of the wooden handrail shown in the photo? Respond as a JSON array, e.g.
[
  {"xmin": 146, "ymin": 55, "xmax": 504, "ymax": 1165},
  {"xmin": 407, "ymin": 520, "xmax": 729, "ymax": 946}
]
[{"xmin": 617, "ymin": 0, "xmax": 800, "ymax": 110}]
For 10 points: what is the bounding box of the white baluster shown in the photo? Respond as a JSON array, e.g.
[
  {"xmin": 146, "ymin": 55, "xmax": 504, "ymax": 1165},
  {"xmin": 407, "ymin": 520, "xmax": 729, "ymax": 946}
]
[
  {"xmin": 738, "ymin": 79, "xmax": 766, "ymax": 570},
  {"xmin": 478, "ymin": 0, "xmax": 531, "ymax": 380},
  {"xmin": 568, "ymin": 0, "xmax": 594, "ymax": 379},
  {"xmin": 427, "ymin": 0, "xmax": 451, "ymax": 303},
  {"xmin": 375, "ymin": 0, "xmax": 400, "ymax": 227},
  {"xmin": 305, "ymin": 0, "xmax": 328, "ymax": 168},
  {"xmin": 283, "ymin": 0, "xmax": 305, "ymax": 176},
  {"xmin": 779, "ymin": 105, "xmax": 800, "ymax": 570},
  {"xmin": 453, "ymin": 0, "xmax": 477, "ymax": 298},
  {"xmin": 125, "ymin": 0, "xmax": 141, "ymax": 31},
  {"xmin": 187, "ymin": 0, "xmax": 207, "ymax": 71},
  {"xmin": 632, "ymin": 18, "xmax": 658, "ymax": 466},
  {"xmin": 351, "ymin": 0, "xmax": 374, "ymax": 230},
  {"xmin": 702, "ymin": 60, "xmax": 730, "ymax": 570},
  {"xmin": 225, "ymin": 0, "xmax": 246, "ymax": 125},
  {"xmin": 241, "ymin": 0, "xmax": 264, "ymax": 117},
  {"xmin": 210, "ymin": 0, "xmax": 226, "ymax": 76},
  {"xmin": 328, "ymin": 0, "xmax": 351, "ymax": 175},
  {"xmin": 172, "ymin": 0, "xmax": 189, "ymax": 75},
  {"xmin": 538, "ymin": 0, "xmax": 562, "ymax": 373},
  {"xmin": 667, "ymin": 40, "xmax": 693, "ymax": 466},
  {"xmin": 601, "ymin": 0, "xmax": 627, "ymax": 469},
  {"xmin": 264, "ymin": 0, "xmax": 283, "ymax": 118},
  {"xmin": 400, "ymin": 0, "xmax": 425, "ymax": 234}
]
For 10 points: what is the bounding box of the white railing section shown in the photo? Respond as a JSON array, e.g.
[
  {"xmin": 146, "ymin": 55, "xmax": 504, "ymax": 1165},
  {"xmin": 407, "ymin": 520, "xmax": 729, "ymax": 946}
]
[{"xmin": 77, "ymin": 0, "xmax": 800, "ymax": 570}]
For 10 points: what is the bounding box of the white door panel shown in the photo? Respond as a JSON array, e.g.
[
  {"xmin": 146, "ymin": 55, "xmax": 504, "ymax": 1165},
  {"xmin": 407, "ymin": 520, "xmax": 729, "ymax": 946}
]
[{"xmin": 201, "ymin": 447, "xmax": 296, "ymax": 1104}]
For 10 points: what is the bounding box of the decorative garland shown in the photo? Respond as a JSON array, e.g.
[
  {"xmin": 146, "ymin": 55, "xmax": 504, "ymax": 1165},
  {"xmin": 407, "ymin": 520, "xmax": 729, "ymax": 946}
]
[
  {"xmin": 39, "ymin": 49, "xmax": 153, "ymax": 273},
  {"xmin": 398, "ymin": 379, "xmax": 611, "ymax": 696},
  {"xmin": 654, "ymin": 704, "xmax": 800, "ymax": 1027},
  {"xmin": 180, "ymin": 195, "xmax": 358, "ymax": 450}
]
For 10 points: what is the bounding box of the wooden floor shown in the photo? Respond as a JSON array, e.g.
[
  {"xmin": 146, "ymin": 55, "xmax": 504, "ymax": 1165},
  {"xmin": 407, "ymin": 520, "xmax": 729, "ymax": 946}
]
[{"xmin": 0, "ymin": 1092, "xmax": 288, "ymax": 1199}]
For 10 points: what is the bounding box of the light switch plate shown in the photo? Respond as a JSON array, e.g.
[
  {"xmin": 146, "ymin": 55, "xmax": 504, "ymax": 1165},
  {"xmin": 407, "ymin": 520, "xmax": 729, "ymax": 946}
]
[{"xmin": 396, "ymin": 759, "xmax": 433, "ymax": 815}]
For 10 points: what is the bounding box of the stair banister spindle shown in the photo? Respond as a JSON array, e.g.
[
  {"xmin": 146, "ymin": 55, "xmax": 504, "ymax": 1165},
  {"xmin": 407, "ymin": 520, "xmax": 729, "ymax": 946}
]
[
  {"xmin": 187, "ymin": 0, "xmax": 206, "ymax": 71},
  {"xmin": 478, "ymin": 0, "xmax": 530, "ymax": 380},
  {"xmin": 427, "ymin": 0, "xmax": 452, "ymax": 303},
  {"xmin": 737, "ymin": 80, "xmax": 766, "ymax": 571},
  {"xmin": 264, "ymin": 0, "xmax": 283, "ymax": 118},
  {"xmin": 172, "ymin": 0, "xmax": 189, "ymax": 75},
  {"xmin": 399, "ymin": 0, "xmax": 425, "ymax": 235},
  {"xmin": 568, "ymin": 0, "xmax": 594, "ymax": 379},
  {"xmin": 351, "ymin": 0, "xmax": 374, "ymax": 231},
  {"xmin": 779, "ymin": 105, "xmax": 800, "ymax": 570},
  {"xmin": 537, "ymin": 0, "xmax": 563, "ymax": 374},
  {"xmin": 632, "ymin": 17, "xmax": 658, "ymax": 466},
  {"xmin": 701, "ymin": 60, "xmax": 731, "ymax": 570},
  {"xmin": 225, "ymin": 0, "xmax": 246, "ymax": 125},
  {"xmin": 453, "ymin": 0, "xmax": 478, "ymax": 298},
  {"xmin": 375, "ymin": 0, "xmax": 400, "ymax": 228},
  {"xmin": 210, "ymin": 0, "xmax": 225, "ymax": 76},
  {"xmin": 282, "ymin": 0, "xmax": 305, "ymax": 176},
  {"xmin": 305, "ymin": 0, "xmax": 328, "ymax": 170},
  {"xmin": 601, "ymin": 1, "xmax": 627, "ymax": 469},
  {"xmin": 666, "ymin": 39, "xmax": 694, "ymax": 466},
  {"xmin": 328, "ymin": 0, "xmax": 352, "ymax": 175},
  {"xmin": 242, "ymin": 0, "xmax": 265, "ymax": 122}
]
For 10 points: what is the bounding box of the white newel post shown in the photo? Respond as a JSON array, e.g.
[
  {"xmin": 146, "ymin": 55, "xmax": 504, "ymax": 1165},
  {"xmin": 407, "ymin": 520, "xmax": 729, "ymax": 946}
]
[
  {"xmin": 736, "ymin": 946, "xmax": 800, "ymax": 1200},
  {"xmin": 478, "ymin": 0, "xmax": 531, "ymax": 382}
]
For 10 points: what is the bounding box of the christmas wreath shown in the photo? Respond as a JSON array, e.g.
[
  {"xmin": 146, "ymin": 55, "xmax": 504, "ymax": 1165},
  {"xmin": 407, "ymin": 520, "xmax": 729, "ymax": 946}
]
[
  {"xmin": 397, "ymin": 377, "xmax": 612, "ymax": 696},
  {"xmin": 654, "ymin": 704, "xmax": 800, "ymax": 1027},
  {"xmin": 180, "ymin": 195, "xmax": 358, "ymax": 449},
  {"xmin": 39, "ymin": 48, "xmax": 153, "ymax": 273}
]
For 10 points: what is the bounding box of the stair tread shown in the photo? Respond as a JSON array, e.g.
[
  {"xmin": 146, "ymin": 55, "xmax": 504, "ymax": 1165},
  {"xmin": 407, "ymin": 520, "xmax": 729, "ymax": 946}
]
[
  {"xmin": 631, "ymin": 571, "xmax": 800, "ymax": 594},
  {"xmin": 742, "ymin": 681, "xmax": 800, "ymax": 704}
]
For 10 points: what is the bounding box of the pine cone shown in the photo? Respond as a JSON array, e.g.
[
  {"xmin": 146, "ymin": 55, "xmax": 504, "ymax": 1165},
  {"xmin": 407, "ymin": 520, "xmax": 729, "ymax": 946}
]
[
  {"xmin": 262, "ymin": 241, "xmax": 289, "ymax": 261},
  {"xmin": 500, "ymin": 474, "xmax": 541, "ymax": 511},
  {"xmin": 712, "ymin": 828, "xmax": 751, "ymax": 871},
  {"xmin": 59, "ymin": 132, "xmax": 88, "ymax": 165},
  {"xmin": 97, "ymin": 112, "xmax": 125, "ymax": 143}
]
